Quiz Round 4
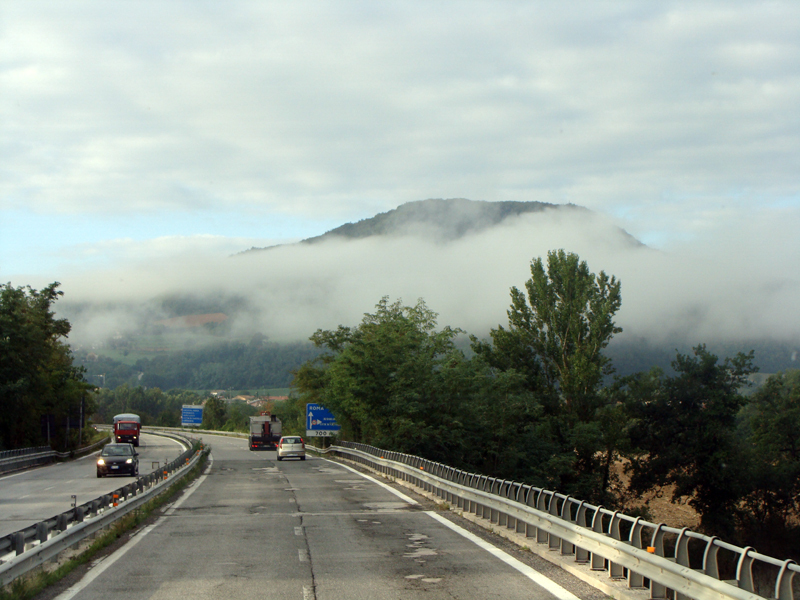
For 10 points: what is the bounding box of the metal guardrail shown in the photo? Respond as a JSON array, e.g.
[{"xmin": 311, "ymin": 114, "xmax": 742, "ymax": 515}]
[
  {"xmin": 315, "ymin": 441, "xmax": 798, "ymax": 600},
  {"xmin": 0, "ymin": 447, "xmax": 52, "ymax": 460},
  {"xmin": 0, "ymin": 432, "xmax": 207, "ymax": 587},
  {"xmin": 0, "ymin": 437, "xmax": 111, "ymax": 475}
]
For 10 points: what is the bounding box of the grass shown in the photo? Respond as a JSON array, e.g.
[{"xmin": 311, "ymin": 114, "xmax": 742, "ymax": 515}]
[{"xmin": 0, "ymin": 450, "xmax": 209, "ymax": 600}]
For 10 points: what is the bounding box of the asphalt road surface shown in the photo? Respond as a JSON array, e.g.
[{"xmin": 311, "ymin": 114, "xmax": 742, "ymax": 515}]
[
  {"xmin": 0, "ymin": 432, "xmax": 186, "ymax": 538},
  {"xmin": 49, "ymin": 433, "xmax": 608, "ymax": 600}
]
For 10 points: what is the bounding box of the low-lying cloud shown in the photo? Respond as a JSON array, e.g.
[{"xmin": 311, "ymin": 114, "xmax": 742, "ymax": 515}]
[{"xmin": 55, "ymin": 208, "xmax": 800, "ymax": 351}]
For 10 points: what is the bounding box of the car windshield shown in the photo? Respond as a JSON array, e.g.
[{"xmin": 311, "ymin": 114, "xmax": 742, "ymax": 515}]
[{"xmin": 103, "ymin": 446, "xmax": 132, "ymax": 456}]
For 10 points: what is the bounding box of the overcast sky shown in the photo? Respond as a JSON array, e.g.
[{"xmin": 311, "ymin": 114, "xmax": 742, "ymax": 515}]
[{"xmin": 1, "ymin": 2, "xmax": 799, "ymax": 344}]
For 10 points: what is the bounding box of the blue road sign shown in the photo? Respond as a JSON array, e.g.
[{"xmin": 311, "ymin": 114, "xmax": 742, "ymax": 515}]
[
  {"xmin": 306, "ymin": 403, "xmax": 340, "ymax": 437},
  {"xmin": 181, "ymin": 405, "xmax": 204, "ymax": 427}
]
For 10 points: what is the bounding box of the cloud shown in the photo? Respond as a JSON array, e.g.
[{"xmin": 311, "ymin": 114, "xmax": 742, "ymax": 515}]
[
  {"xmin": 2, "ymin": 2, "xmax": 799, "ymax": 341},
  {"xmin": 55, "ymin": 206, "xmax": 800, "ymax": 349},
  {"xmin": 2, "ymin": 2, "xmax": 798, "ymax": 230}
]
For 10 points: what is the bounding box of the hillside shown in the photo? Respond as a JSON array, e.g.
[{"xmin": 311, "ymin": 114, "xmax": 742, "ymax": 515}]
[{"xmin": 247, "ymin": 198, "xmax": 646, "ymax": 251}]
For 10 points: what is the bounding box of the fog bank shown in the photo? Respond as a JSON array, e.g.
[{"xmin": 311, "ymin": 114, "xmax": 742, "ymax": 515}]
[{"xmin": 54, "ymin": 208, "xmax": 800, "ymax": 349}]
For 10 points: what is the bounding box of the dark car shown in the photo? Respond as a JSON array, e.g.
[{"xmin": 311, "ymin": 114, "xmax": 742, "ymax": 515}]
[{"xmin": 97, "ymin": 443, "xmax": 139, "ymax": 477}]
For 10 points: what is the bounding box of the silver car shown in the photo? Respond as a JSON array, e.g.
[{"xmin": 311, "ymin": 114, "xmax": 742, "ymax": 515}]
[{"xmin": 277, "ymin": 436, "xmax": 306, "ymax": 461}]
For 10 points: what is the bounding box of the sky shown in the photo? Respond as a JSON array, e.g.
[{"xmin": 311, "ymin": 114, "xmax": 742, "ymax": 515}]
[{"xmin": 1, "ymin": 2, "xmax": 799, "ymax": 346}]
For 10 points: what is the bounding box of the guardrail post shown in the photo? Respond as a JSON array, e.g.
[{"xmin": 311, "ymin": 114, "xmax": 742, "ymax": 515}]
[
  {"xmin": 506, "ymin": 483, "xmax": 520, "ymax": 531},
  {"xmin": 590, "ymin": 507, "xmax": 607, "ymax": 571},
  {"xmin": 525, "ymin": 488, "xmax": 539, "ymax": 540},
  {"xmin": 536, "ymin": 492, "xmax": 549, "ymax": 544},
  {"xmin": 56, "ymin": 513, "xmax": 69, "ymax": 532},
  {"xmin": 702, "ymin": 536, "xmax": 720, "ymax": 579},
  {"xmin": 736, "ymin": 547, "xmax": 756, "ymax": 593},
  {"xmin": 574, "ymin": 501, "xmax": 590, "ymax": 563},
  {"xmin": 492, "ymin": 480, "xmax": 504, "ymax": 525},
  {"xmin": 674, "ymin": 527, "xmax": 692, "ymax": 600},
  {"xmin": 36, "ymin": 521, "xmax": 49, "ymax": 543},
  {"xmin": 608, "ymin": 511, "xmax": 625, "ymax": 578},
  {"xmin": 75, "ymin": 506, "xmax": 85, "ymax": 523},
  {"xmin": 775, "ymin": 559, "xmax": 796, "ymax": 600},
  {"xmin": 560, "ymin": 497, "xmax": 575, "ymax": 556},
  {"xmin": 548, "ymin": 495, "xmax": 562, "ymax": 551},
  {"xmin": 485, "ymin": 478, "xmax": 496, "ymax": 522},
  {"xmin": 13, "ymin": 532, "xmax": 25, "ymax": 555},
  {"xmin": 649, "ymin": 524, "xmax": 669, "ymax": 599},
  {"xmin": 516, "ymin": 486, "xmax": 530, "ymax": 534},
  {"xmin": 497, "ymin": 481, "xmax": 509, "ymax": 526},
  {"xmin": 628, "ymin": 517, "xmax": 646, "ymax": 588}
]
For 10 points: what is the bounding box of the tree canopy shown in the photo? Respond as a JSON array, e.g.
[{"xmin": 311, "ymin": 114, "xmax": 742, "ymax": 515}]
[
  {"xmin": 297, "ymin": 297, "xmax": 470, "ymax": 458},
  {"xmin": 0, "ymin": 282, "xmax": 94, "ymax": 450}
]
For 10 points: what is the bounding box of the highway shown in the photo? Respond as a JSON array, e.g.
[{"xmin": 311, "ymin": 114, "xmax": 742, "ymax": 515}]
[
  {"xmin": 0, "ymin": 432, "xmax": 186, "ymax": 538},
  {"xmin": 46, "ymin": 433, "xmax": 606, "ymax": 600}
]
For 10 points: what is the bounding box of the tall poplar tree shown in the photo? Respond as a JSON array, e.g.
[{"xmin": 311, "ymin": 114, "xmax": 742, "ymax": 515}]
[{"xmin": 472, "ymin": 250, "xmax": 624, "ymax": 502}]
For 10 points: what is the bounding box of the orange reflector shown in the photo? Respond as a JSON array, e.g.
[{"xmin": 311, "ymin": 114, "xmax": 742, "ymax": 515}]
[{"xmin": 647, "ymin": 546, "xmax": 656, "ymax": 553}]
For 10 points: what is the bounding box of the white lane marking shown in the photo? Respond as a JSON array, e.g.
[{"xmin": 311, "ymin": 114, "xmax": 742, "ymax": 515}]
[
  {"xmin": 53, "ymin": 520, "xmax": 163, "ymax": 600},
  {"xmin": 303, "ymin": 585, "xmax": 315, "ymax": 600},
  {"xmin": 298, "ymin": 549, "xmax": 309, "ymax": 562},
  {"xmin": 424, "ymin": 511, "xmax": 580, "ymax": 600},
  {"xmin": 0, "ymin": 470, "xmax": 33, "ymax": 482},
  {"xmin": 153, "ymin": 434, "xmax": 189, "ymax": 452},
  {"xmin": 294, "ymin": 526, "xmax": 303, "ymax": 536},
  {"xmin": 53, "ymin": 454, "xmax": 213, "ymax": 600},
  {"xmin": 19, "ymin": 494, "xmax": 30, "ymax": 499},
  {"xmin": 319, "ymin": 458, "xmax": 418, "ymax": 505},
  {"xmin": 43, "ymin": 485, "xmax": 55, "ymax": 491}
]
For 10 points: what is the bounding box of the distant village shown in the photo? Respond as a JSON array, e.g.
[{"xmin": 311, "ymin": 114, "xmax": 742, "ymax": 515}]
[{"xmin": 208, "ymin": 390, "xmax": 289, "ymax": 410}]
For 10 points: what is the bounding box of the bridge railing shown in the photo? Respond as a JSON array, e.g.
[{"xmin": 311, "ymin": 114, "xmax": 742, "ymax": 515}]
[{"xmin": 318, "ymin": 441, "xmax": 798, "ymax": 600}]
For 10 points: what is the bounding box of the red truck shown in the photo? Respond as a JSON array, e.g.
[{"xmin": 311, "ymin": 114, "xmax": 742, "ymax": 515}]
[{"xmin": 112, "ymin": 413, "xmax": 142, "ymax": 447}]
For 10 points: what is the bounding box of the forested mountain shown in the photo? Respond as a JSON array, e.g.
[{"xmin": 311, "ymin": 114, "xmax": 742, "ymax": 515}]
[{"xmin": 74, "ymin": 340, "xmax": 321, "ymax": 391}]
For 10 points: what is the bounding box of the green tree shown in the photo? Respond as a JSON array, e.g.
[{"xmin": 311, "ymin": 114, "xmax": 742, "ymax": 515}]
[
  {"xmin": 739, "ymin": 369, "xmax": 800, "ymax": 540},
  {"xmin": 508, "ymin": 249, "xmax": 621, "ymax": 415},
  {"xmin": 202, "ymin": 396, "xmax": 226, "ymax": 430},
  {"xmin": 471, "ymin": 251, "xmax": 624, "ymax": 503},
  {"xmin": 296, "ymin": 297, "xmax": 468, "ymax": 458},
  {"xmin": 0, "ymin": 282, "xmax": 92, "ymax": 450},
  {"xmin": 626, "ymin": 345, "xmax": 757, "ymax": 536}
]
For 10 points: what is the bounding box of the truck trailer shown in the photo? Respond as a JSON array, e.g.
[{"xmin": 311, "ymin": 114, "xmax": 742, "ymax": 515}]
[
  {"xmin": 112, "ymin": 413, "xmax": 142, "ymax": 447},
  {"xmin": 249, "ymin": 412, "xmax": 282, "ymax": 451}
]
